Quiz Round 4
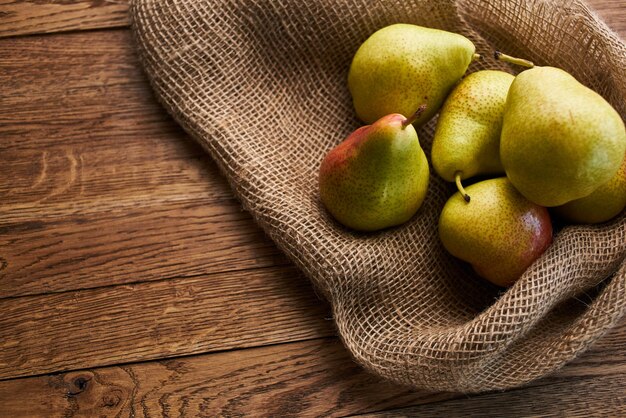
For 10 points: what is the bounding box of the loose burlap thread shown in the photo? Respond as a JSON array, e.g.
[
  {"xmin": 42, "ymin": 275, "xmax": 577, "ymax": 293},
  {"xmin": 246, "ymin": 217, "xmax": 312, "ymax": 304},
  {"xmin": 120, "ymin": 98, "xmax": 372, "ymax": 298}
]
[{"xmin": 130, "ymin": 0, "xmax": 626, "ymax": 392}]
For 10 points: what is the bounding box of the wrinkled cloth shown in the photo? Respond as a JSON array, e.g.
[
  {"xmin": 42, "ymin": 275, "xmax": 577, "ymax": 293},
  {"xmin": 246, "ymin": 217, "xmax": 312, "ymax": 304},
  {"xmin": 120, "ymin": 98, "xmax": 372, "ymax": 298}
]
[{"xmin": 130, "ymin": 0, "xmax": 626, "ymax": 392}]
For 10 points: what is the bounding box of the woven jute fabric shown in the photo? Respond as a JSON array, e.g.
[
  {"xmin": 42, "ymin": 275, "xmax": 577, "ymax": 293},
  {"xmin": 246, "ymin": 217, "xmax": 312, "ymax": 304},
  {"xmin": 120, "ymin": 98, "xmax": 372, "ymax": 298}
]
[{"xmin": 130, "ymin": 0, "xmax": 626, "ymax": 392}]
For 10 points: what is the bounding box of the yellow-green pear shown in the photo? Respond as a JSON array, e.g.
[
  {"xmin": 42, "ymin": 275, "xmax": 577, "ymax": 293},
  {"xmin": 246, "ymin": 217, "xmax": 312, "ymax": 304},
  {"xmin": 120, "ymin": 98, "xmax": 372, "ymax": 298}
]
[
  {"xmin": 319, "ymin": 108, "xmax": 429, "ymax": 231},
  {"xmin": 554, "ymin": 153, "xmax": 626, "ymax": 224},
  {"xmin": 348, "ymin": 24, "xmax": 477, "ymax": 126},
  {"xmin": 439, "ymin": 177, "xmax": 553, "ymax": 287},
  {"xmin": 497, "ymin": 52, "xmax": 626, "ymax": 207},
  {"xmin": 432, "ymin": 70, "xmax": 514, "ymax": 200}
]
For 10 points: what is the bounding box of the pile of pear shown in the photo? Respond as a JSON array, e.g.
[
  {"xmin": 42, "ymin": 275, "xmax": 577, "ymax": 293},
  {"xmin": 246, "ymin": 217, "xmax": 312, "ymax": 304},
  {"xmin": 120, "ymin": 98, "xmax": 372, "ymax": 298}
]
[{"xmin": 318, "ymin": 24, "xmax": 626, "ymax": 287}]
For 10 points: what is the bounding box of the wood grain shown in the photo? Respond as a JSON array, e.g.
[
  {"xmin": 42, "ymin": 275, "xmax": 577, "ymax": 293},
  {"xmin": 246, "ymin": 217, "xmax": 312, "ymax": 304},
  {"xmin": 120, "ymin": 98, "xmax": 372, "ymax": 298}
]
[
  {"xmin": 0, "ymin": 0, "xmax": 129, "ymax": 38},
  {"xmin": 0, "ymin": 0, "xmax": 622, "ymax": 39},
  {"xmin": 0, "ymin": 2, "xmax": 624, "ymax": 416},
  {"xmin": 0, "ymin": 200, "xmax": 289, "ymax": 298},
  {"xmin": 0, "ymin": 338, "xmax": 463, "ymax": 417},
  {"xmin": 0, "ymin": 265, "xmax": 332, "ymax": 380},
  {"xmin": 0, "ymin": 321, "xmax": 624, "ymax": 417},
  {"xmin": 587, "ymin": 0, "xmax": 626, "ymax": 37},
  {"xmin": 355, "ymin": 375, "xmax": 626, "ymax": 417},
  {"xmin": 0, "ymin": 30, "xmax": 290, "ymax": 298},
  {"xmin": 0, "ymin": 30, "xmax": 199, "ymax": 191}
]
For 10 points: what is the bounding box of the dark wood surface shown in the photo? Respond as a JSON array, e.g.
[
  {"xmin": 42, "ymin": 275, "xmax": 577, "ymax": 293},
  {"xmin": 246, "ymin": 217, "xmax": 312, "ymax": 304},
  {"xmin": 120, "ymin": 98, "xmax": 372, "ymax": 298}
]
[
  {"xmin": 0, "ymin": 1, "xmax": 624, "ymax": 416},
  {"xmin": 0, "ymin": 0, "xmax": 128, "ymax": 38}
]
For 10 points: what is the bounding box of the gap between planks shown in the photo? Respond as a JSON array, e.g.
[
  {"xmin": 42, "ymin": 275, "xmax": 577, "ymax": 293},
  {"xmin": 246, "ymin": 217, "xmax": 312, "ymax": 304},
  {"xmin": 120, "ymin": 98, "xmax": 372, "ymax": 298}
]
[
  {"xmin": 0, "ymin": 22, "xmax": 341, "ymax": 386},
  {"xmin": 0, "ymin": 0, "xmax": 130, "ymax": 39},
  {"xmin": 0, "ymin": 323, "xmax": 624, "ymax": 417},
  {"xmin": 0, "ymin": 264, "xmax": 333, "ymax": 380},
  {"xmin": 350, "ymin": 374, "xmax": 626, "ymax": 417},
  {"xmin": 0, "ymin": 2, "xmax": 620, "ymax": 413},
  {"xmin": 0, "ymin": 337, "xmax": 455, "ymax": 417},
  {"xmin": 0, "ymin": 29, "xmax": 289, "ymax": 298},
  {"xmin": 0, "ymin": 0, "xmax": 623, "ymax": 39}
]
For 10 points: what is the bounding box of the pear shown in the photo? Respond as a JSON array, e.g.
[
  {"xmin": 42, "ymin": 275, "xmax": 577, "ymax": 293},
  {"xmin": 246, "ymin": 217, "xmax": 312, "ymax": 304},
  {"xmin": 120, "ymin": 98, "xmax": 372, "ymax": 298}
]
[
  {"xmin": 554, "ymin": 153, "xmax": 626, "ymax": 224},
  {"xmin": 432, "ymin": 70, "xmax": 514, "ymax": 200},
  {"xmin": 439, "ymin": 177, "xmax": 553, "ymax": 287},
  {"xmin": 319, "ymin": 108, "xmax": 429, "ymax": 231},
  {"xmin": 348, "ymin": 24, "xmax": 477, "ymax": 126},
  {"xmin": 497, "ymin": 52, "xmax": 626, "ymax": 207}
]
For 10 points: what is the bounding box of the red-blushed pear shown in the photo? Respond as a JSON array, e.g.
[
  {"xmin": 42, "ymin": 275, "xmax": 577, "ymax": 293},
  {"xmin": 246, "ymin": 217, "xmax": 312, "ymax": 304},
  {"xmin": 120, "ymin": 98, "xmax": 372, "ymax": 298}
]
[
  {"xmin": 319, "ymin": 106, "xmax": 429, "ymax": 232},
  {"xmin": 554, "ymin": 153, "xmax": 626, "ymax": 224},
  {"xmin": 438, "ymin": 177, "xmax": 553, "ymax": 287}
]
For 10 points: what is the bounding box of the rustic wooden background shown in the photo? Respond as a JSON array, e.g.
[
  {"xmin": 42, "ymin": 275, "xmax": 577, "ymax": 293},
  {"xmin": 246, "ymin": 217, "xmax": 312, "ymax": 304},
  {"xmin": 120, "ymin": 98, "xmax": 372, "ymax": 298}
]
[{"xmin": 0, "ymin": 1, "xmax": 624, "ymax": 416}]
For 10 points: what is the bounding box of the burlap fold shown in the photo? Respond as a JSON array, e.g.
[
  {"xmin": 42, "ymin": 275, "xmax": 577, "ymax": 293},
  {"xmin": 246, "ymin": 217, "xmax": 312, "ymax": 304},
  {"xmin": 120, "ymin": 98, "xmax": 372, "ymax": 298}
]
[{"xmin": 130, "ymin": 0, "xmax": 626, "ymax": 392}]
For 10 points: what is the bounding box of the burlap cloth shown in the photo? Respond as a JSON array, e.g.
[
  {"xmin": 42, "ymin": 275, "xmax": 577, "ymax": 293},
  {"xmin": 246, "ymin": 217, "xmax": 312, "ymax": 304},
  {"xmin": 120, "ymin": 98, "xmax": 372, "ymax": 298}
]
[{"xmin": 130, "ymin": 0, "xmax": 626, "ymax": 392}]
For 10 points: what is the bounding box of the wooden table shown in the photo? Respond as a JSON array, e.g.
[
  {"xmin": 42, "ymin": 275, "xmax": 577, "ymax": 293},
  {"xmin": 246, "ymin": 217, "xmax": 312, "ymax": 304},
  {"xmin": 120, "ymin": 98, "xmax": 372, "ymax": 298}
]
[{"xmin": 0, "ymin": 1, "xmax": 624, "ymax": 416}]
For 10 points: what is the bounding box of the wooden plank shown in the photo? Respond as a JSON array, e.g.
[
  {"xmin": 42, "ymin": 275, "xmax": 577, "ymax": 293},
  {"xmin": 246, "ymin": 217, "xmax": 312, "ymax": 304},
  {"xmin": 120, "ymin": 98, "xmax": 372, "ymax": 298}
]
[
  {"xmin": 0, "ymin": 30, "xmax": 186, "ymax": 154},
  {"xmin": 0, "ymin": 338, "xmax": 456, "ymax": 417},
  {"xmin": 0, "ymin": 0, "xmax": 129, "ymax": 38},
  {"xmin": 0, "ymin": 31, "xmax": 209, "ymax": 219},
  {"xmin": 0, "ymin": 30, "xmax": 288, "ymax": 297},
  {"xmin": 587, "ymin": 0, "xmax": 626, "ymax": 36},
  {"xmin": 0, "ymin": 200, "xmax": 287, "ymax": 298},
  {"xmin": 0, "ymin": 322, "xmax": 624, "ymax": 417},
  {"xmin": 0, "ymin": 147, "xmax": 233, "ymax": 223},
  {"xmin": 0, "ymin": 0, "xmax": 622, "ymax": 39},
  {"xmin": 0, "ymin": 265, "xmax": 333, "ymax": 380},
  {"xmin": 354, "ymin": 375, "xmax": 626, "ymax": 417},
  {"xmin": 0, "ymin": 137, "xmax": 289, "ymax": 298}
]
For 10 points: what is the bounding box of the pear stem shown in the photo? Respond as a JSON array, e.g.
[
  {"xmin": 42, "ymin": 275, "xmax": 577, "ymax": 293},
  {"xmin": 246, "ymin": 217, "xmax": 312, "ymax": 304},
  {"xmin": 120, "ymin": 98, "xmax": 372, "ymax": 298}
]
[
  {"xmin": 401, "ymin": 104, "xmax": 427, "ymax": 128},
  {"xmin": 472, "ymin": 53, "xmax": 481, "ymax": 62},
  {"xmin": 494, "ymin": 51, "xmax": 535, "ymax": 68},
  {"xmin": 455, "ymin": 172, "xmax": 471, "ymax": 203}
]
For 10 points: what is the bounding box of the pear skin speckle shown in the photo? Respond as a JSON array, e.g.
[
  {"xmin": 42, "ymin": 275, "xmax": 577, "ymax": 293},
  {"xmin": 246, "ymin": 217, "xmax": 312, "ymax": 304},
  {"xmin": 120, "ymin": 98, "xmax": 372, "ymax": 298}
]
[
  {"xmin": 501, "ymin": 66, "xmax": 626, "ymax": 207},
  {"xmin": 438, "ymin": 177, "xmax": 553, "ymax": 287},
  {"xmin": 432, "ymin": 70, "xmax": 514, "ymax": 182},
  {"xmin": 348, "ymin": 24, "xmax": 475, "ymax": 126},
  {"xmin": 319, "ymin": 114, "xmax": 429, "ymax": 231},
  {"xmin": 554, "ymin": 153, "xmax": 626, "ymax": 223}
]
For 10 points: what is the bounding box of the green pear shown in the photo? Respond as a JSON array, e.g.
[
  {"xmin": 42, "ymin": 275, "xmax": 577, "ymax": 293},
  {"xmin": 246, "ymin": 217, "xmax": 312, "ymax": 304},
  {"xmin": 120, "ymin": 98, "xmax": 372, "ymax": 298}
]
[
  {"xmin": 554, "ymin": 153, "xmax": 626, "ymax": 224},
  {"xmin": 497, "ymin": 52, "xmax": 626, "ymax": 207},
  {"xmin": 439, "ymin": 177, "xmax": 553, "ymax": 287},
  {"xmin": 348, "ymin": 24, "xmax": 477, "ymax": 126},
  {"xmin": 319, "ymin": 108, "xmax": 429, "ymax": 231},
  {"xmin": 432, "ymin": 70, "xmax": 514, "ymax": 200}
]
